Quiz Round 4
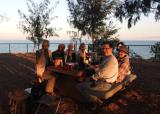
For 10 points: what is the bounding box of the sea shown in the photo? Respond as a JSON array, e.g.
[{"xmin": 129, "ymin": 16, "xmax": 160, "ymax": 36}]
[{"xmin": 0, "ymin": 40, "xmax": 159, "ymax": 59}]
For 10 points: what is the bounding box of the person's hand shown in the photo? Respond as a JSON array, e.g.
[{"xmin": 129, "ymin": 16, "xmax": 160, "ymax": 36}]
[
  {"xmin": 77, "ymin": 71, "xmax": 84, "ymax": 77},
  {"xmin": 38, "ymin": 78, "xmax": 42, "ymax": 83},
  {"xmin": 95, "ymin": 65, "xmax": 99, "ymax": 68},
  {"xmin": 90, "ymin": 76, "xmax": 96, "ymax": 87},
  {"xmin": 91, "ymin": 76, "xmax": 98, "ymax": 81},
  {"xmin": 36, "ymin": 76, "xmax": 42, "ymax": 83},
  {"xmin": 116, "ymin": 77, "xmax": 123, "ymax": 83}
]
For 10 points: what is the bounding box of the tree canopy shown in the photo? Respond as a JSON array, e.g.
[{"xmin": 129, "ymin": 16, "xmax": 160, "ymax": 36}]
[
  {"xmin": 18, "ymin": 0, "xmax": 59, "ymax": 47},
  {"xmin": 115, "ymin": 0, "xmax": 160, "ymax": 28},
  {"xmin": 67, "ymin": 0, "xmax": 118, "ymax": 43}
]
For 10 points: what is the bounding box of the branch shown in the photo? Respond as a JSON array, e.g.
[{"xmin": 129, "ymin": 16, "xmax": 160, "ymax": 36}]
[{"xmin": 153, "ymin": 0, "xmax": 160, "ymax": 4}]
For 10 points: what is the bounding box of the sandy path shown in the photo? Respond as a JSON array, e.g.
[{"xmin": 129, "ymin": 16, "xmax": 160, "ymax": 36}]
[{"xmin": 0, "ymin": 53, "xmax": 35, "ymax": 114}]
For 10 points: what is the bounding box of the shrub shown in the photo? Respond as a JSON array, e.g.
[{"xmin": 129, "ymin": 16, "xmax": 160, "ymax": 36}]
[{"xmin": 150, "ymin": 42, "xmax": 160, "ymax": 60}]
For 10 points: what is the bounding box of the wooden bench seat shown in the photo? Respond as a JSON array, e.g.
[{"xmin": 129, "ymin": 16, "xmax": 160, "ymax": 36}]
[{"xmin": 101, "ymin": 74, "xmax": 137, "ymax": 100}]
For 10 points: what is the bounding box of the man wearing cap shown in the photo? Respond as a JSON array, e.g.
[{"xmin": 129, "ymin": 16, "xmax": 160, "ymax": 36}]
[{"xmin": 116, "ymin": 45, "xmax": 131, "ymax": 82}]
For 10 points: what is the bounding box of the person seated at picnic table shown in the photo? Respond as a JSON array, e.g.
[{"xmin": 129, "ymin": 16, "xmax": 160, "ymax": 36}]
[
  {"xmin": 53, "ymin": 56, "xmax": 63, "ymax": 68},
  {"xmin": 113, "ymin": 41, "xmax": 125, "ymax": 57},
  {"xmin": 65, "ymin": 43, "xmax": 76, "ymax": 63},
  {"xmin": 77, "ymin": 43, "xmax": 89, "ymax": 68},
  {"xmin": 116, "ymin": 45, "xmax": 131, "ymax": 82},
  {"xmin": 77, "ymin": 41, "xmax": 118, "ymax": 104},
  {"xmin": 35, "ymin": 40, "xmax": 56, "ymax": 96},
  {"xmin": 52, "ymin": 43, "xmax": 65, "ymax": 65}
]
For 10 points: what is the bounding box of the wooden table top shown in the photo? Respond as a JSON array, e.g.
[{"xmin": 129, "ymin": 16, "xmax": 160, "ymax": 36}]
[{"xmin": 47, "ymin": 66, "xmax": 80, "ymax": 77}]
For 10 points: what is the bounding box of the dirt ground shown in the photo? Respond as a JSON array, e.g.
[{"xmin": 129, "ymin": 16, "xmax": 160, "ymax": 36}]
[{"xmin": 0, "ymin": 53, "xmax": 160, "ymax": 114}]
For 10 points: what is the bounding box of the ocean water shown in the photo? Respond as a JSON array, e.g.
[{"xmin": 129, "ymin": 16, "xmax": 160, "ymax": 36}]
[
  {"xmin": 0, "ymin": 40, "xmax": 159, "ymax": 59},
  {"xmin": 0, "ymin": 40, "xmax": 70, "ymax": 54},
  {"xmin": 124, "ymin": 40, "xmax": 158, "ymax": 59}
]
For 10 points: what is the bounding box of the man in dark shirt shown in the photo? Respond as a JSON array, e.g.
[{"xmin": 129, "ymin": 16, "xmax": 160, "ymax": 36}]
[{"xmin": 52, "ymin": 44, "xmax": 65, "ymax": 65}]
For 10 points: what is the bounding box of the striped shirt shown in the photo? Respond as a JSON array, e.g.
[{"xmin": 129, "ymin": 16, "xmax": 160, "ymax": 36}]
[{"xmin": 117, "ymin": 55, "xmax": 130, "ymax": 82}]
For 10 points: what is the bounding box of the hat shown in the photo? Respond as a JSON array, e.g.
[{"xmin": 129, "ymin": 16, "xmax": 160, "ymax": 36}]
[{"xmin": 117, "ymin": 45, "xmax": 129, "ymax": 54}]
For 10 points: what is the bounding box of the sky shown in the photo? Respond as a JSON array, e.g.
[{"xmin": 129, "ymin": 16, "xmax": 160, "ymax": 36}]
[{"xmin": 0, "ymin": 0, "xmax": 160, "ymax": 41}]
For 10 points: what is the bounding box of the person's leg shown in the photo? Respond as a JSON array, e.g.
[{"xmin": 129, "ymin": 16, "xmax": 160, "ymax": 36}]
[
  {"xmin": 45, "ymin": 76, "xmax": 56, "ymax": 95},
  {"xmin": 91, "ymin": 81, "xmax": 112, "ymax": 92},
  {"xmin": 42, "ymin": 71, "xmax": 57, "ymax": 95},
  {"xmin": 56, "ymin": 75, "xmax": 88, "ymax": 104},
  {"xmin": 77, "ymin": 80, "xmax": 112, "ymax": 104},
  {"xmin": 76, "ymin": 82, "xmax": 103, "ymax": 106}
]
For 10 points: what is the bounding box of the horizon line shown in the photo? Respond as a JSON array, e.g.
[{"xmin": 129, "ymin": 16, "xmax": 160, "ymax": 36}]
[{"xmin": 0, "ymin": 39, "xmax": 160, "ymax": 41}]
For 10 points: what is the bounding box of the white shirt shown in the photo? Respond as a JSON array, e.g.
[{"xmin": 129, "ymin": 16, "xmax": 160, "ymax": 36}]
[
  {"xmin": 94, "ymin": 55, "xmax": 118, "ymax": 83},
  {"xmin": 35, "ymin": 49, "xmax": 52, "ymax": 77}
]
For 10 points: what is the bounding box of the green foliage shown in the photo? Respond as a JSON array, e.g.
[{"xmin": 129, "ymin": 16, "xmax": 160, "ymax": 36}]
[
  {"xmin": 115, "ymin": 0, "xmax": 160, "ymax": 28},
  {"xmin": 150, "ymin": 42, "xmax": 160, "ymax": 60},
  {"xmin": 100, "ymin": 21, "xmax": 119, "ymax": 40},
  {"xmin": 67, "ymin": 0, "xmax": 118, "ymax": 43},
  {"xmin": 129, "ymin": 49, "xmax": 143, "ymax": 59},
  {"xmin": 18, "ymin": 0, "xmax": 59, "ymax": 47},
  {"xmin": 88, "ymin": 37, "xmax": 120, "ymax": 54}
]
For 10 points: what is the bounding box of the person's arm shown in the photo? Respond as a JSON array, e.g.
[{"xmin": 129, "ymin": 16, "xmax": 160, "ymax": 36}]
[
  {"xmin": 36, "ymin": 49, "xmax": 45, "ymax": 64},
  {"xmin": 52, "ymin": 51, "xmax": 56, "ymax": 65},
  {"xmin": 48, "ymin": 50, "xmax": 52, "ymax": 62},
  {"xmin": 117, "ymin": 59, "xmax": 130, "ymax": 82},
  {"xmin": 92, "ymin": 56, "xmax": 118, "ymax": 81},
  {"xmin": 64, "ymin": 50, "xmax": 68, "ymax": 63},
  {"xmin": 35, "ymin": 49, "xmax": 46, "ymax": 82},
  {"xmin": 92, "ymin": 57, "xmax": 113, "ymax": 80}
]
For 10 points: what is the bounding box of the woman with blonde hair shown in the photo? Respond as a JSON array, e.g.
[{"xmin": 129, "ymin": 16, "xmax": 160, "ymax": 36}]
[{"xmin": 65, "ymin": 43, "xmax": 74, "ymax": 63}]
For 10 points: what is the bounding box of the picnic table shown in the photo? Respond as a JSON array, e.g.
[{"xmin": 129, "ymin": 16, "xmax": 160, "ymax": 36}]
[
  {"xmin": 47, "ymin": 65, "xmax": 88, "ymax": 103},
  {"xmin": 21, "ymin": 63, "xmax": 137, "ymax": 114},
  {"xmin": 47, "ymin": 66, "xmax": 78, "ymax": 77},
  {"xmin": 47, "ymin": 64, "xmax": 137, "ymax": 100}
]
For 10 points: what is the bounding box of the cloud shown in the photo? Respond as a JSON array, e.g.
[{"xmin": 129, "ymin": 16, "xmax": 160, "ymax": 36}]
[{"xmin": 0, "ymin": 13, "xmax": 9, "ymax": 23}]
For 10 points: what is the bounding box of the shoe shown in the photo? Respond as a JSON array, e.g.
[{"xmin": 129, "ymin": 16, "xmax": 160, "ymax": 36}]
[
  {"xmin": 45, "ymin": 92, "xmax": 55, "ymax": 96},
  {"xmin": 86, "ymin": 103, "xmax": 97, "ymax": 111}
]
